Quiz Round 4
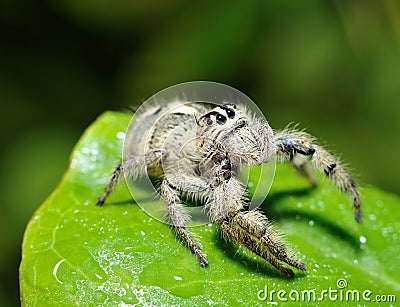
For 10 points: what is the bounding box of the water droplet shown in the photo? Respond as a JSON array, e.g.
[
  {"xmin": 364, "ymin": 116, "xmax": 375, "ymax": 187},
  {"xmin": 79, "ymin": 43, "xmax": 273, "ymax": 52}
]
[
  {"xmin": 359, "ymin": 236, "xmax": 367, "ymax": 244},
  {"xmin": 116, "ymin": 131, "xmax": 125, "ymax": 139},
  {"xmin": 309, "ymin": 220, "xmax": 314, "ymax": 226},
  {"xmin": 354, "ymin": 259, "xmax": 359, "ymax": 264},
  {"xmin": 141, "ymin": 231, "xmax": 146, "ymax": 236},
  {"xmin": 369, "ymin": 214, "xmax": 376, "ymax": 221},
  {"xmin": 173, "ymin": 276, "xmax": 182, "ymax": 281},
  {"xmin": 382, "ymin": 226, "xmax": 394, "ymax": 238},
  {"xmin": 297, "ymin": 202, "xmax": 303, "ymax": 208},
  {"xmin": 247, "ymin": 181, "xmax": 254, "ymax": 188}
]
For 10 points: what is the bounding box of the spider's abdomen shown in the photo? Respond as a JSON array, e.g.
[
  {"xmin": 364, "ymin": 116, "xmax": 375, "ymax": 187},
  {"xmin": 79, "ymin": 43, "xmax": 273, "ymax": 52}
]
[{"xmin": 123, "ymin": 101, "xmax": 210, "ymax": 176}]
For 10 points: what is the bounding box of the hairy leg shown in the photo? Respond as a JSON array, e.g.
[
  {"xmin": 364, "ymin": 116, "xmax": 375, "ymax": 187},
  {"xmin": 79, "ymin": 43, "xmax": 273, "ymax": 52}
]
[
  {"xmin": 96, "ymin": 150, "xmax": 165, "ymax": 206},
  {"xmin": 219, "ymin": 212, "xmax": 306, "ymax": 277},
  {"xmin": 274, "ymin": 129, "xmax": 362, "ymax": 222},
  {"xmin": 292, "ymin": 153, "xmax": 318, "ymax": 186},
  {"xmin": 164, "ymin": 174, "xmax": 211, "ymax": 194},
  {"xmin": 160, "ymin": 178, "xmax": 209, "ymax": 267},
  {"xmin": 210, "ymin": 176, "xmax": 306, "ymax": 277}
]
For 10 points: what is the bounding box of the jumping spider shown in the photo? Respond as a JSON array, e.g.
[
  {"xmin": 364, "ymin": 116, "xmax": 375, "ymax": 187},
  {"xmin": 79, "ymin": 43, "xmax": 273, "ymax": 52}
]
[{"xmin": 97, "ymin": 101, "xmax": 362, "ymax": 277}]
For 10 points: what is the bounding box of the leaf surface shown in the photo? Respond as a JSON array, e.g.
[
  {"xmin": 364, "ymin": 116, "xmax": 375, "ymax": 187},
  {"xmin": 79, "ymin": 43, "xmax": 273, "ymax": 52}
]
[{"xmin": 20, "ymin": 112, "xmax": 400, "ymax": 306}]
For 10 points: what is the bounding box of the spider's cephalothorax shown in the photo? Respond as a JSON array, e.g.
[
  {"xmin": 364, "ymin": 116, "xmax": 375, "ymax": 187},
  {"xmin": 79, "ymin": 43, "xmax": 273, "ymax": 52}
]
[
  {"xmin": 97, "ymin": 101, "xmax": 362, "ymax": 277},
  {"xmin": 196, "ymin": 104, "xmax": 274, "ymax": 166}
]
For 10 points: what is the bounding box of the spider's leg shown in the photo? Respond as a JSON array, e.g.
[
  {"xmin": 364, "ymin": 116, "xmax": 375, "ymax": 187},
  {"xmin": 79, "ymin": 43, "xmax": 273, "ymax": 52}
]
[
  {"xmin": 164, "ymin": 175, "xmax": 211, "ymax": 194},
  {"xmin": 292, "ymin": 153, "xmax": 318, "ymax": 186},
  {"xmin": 274, "ymin": 129, "xmax": 362, "ymax": 223},
  {"xmin": 208, "ymin": 157, "xmax": 306, "ymax": 277},
  {"xmin": 218, "ymin": 211, "xmax": 306, "ymax": 277},
  {"xmin": 96, "ymin": 150, "xmax": 165, "ymax": 206},
  {"xmin": 161, "ymin": 178, "xmax": 209, "ymax": 267}
]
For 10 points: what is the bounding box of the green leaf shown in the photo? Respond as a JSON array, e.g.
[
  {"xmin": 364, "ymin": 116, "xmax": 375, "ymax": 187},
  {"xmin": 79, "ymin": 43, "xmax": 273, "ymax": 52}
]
[{"xmin": 20, "ymin": 112, "xmax": 400, "ymax": 306}]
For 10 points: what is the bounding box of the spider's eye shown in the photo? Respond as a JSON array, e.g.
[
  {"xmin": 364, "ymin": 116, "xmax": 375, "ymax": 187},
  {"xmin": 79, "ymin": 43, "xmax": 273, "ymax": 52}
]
[
  {"xmin": 206, "ymin": 118, "xmax": 213, "ymax": 126},
  {"xmin": 216, "ymin": 114, "xmax": 227, "ymax": 125},
  {"xmin": 225, "ymin": 108, "xmax": 235, "ymax": 119}
]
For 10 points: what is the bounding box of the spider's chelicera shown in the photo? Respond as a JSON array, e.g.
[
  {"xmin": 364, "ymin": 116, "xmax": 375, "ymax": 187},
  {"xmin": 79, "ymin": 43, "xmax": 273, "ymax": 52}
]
[{"xmin": 96, "ymin": 99, "xmax": 362, "ymax": 277}]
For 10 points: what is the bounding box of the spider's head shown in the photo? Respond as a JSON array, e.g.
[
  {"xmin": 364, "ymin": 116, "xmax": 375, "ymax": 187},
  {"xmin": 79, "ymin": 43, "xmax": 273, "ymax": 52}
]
[
  {"xmin": 197, "ymin": 103, "xmax": 245, "ymax": 132},
  {"xmin": 196, "ymin": 103, "xmax": 264, "ymax": 164}
]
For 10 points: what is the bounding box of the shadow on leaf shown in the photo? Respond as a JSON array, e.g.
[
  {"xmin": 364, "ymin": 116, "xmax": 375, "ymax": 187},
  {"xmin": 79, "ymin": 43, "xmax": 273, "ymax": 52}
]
[{"xmin": 262, "ymin": 187, "xmax": 362, "ymax": 249}]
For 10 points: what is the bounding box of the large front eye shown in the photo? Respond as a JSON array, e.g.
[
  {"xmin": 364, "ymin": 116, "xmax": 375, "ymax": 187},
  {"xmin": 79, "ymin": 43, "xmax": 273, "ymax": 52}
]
[
  {"xmin": 216, "ymin": 114, "xmax": 227, "ymax": 125},
  {"xmin": 225, "ymin": 108, "xmax": 235, "ymax": 119}
]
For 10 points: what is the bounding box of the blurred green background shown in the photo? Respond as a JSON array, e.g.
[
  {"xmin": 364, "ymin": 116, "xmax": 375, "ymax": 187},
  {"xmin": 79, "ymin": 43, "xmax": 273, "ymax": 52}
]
[{"xmin": 1, "ymin": 0, "xmax": 399, "ymax": 305}]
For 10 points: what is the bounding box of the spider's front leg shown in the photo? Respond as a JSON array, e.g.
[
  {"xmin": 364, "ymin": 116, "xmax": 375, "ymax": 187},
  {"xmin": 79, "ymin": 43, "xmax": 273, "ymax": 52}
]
[
  {"xmin": 274, "ymin": 129, "xmax": 362, "ymax": 223},
  {"xmin": 160, "ymin": 178, "xmax": 209, "ymax": 267},
  {"xmin": 208, "ymin": 159, "xmax": 306, "ymax": 277}
]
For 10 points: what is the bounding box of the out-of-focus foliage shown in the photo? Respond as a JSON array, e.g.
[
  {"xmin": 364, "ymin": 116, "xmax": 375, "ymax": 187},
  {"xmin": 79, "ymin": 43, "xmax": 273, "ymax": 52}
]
[{"xmin": 0, "ymin": 0, "xmax": 399, "ymax": 305}]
